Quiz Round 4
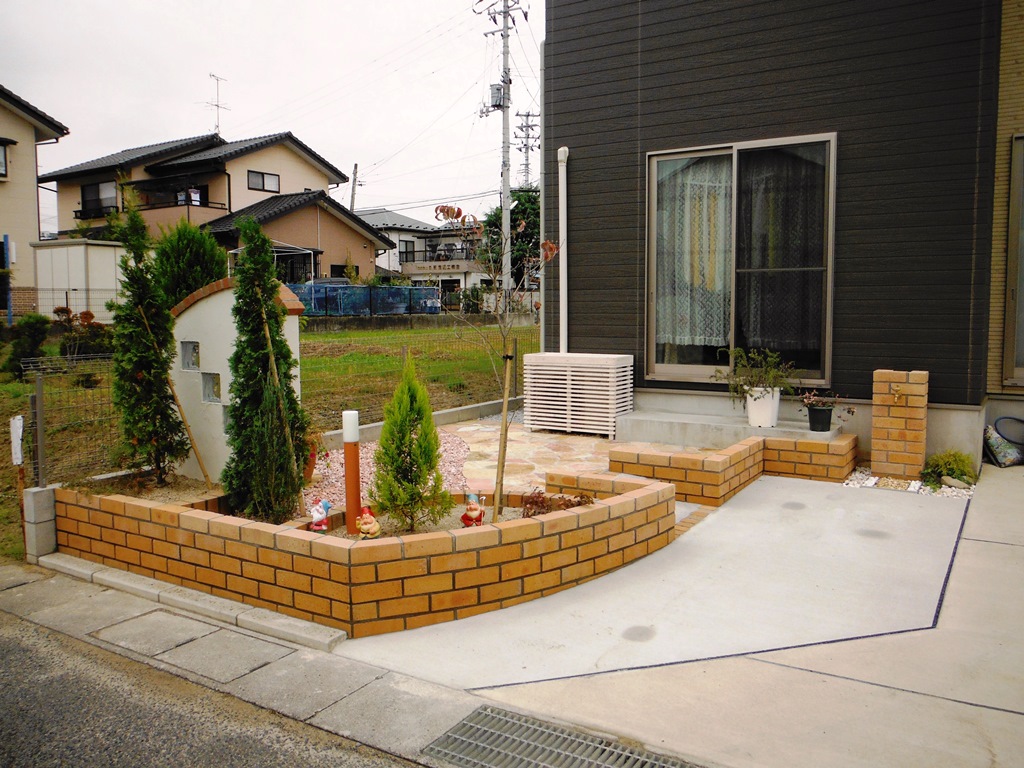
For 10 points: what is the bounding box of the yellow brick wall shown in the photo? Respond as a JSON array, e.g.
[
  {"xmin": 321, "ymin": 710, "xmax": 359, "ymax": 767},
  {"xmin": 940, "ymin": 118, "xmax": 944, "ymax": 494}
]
[
  {"xmin": 870, "ymin": 370, "xmax": 928, "ymax": 479},
  {"xmin": 53, "ymin": 479, "xmax": 677, "ymax": 638},
  {"xmin": 604, "ymin": 434, "xmax": 858, "ymax": 506}
]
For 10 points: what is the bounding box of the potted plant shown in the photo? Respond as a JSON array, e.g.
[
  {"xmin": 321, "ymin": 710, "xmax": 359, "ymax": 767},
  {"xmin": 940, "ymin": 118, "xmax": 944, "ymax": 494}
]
[
  {"xmin": 798, "ymin": 390, "xmax": 856, "ymax": 432},
  {"xmin": 713, "ymin": 347, "xmax": 795, "ymax": 428}
]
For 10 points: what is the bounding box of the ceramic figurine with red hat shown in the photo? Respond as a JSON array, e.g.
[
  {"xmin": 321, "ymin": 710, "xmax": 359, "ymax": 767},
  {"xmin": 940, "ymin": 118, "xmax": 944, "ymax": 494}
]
[
  {"xmin": 461, "ymin": 493, "xmax": 486, "ymax": 527},
  {"xmin": 357, "ymin": 506, "xmax": 381, "ymax": 539}
]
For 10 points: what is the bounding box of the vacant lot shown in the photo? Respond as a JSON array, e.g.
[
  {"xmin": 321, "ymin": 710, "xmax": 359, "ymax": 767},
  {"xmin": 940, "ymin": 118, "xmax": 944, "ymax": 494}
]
[{"xmin": 301, "ymin": 325, "xmax": 538, "ymax": 428}]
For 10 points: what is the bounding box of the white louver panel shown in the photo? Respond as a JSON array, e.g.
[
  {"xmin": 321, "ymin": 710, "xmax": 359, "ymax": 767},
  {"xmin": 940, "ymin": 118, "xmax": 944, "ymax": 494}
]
[{"xmin": 523, "ymin": 353, "xmax": 633, "ymax": 438}]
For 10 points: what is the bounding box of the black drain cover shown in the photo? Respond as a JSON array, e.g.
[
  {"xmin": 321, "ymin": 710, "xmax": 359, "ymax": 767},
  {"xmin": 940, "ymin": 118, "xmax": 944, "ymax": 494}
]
[{"xmin": 424, "ymin": 705, "xmax": 703, "ymax": 768}]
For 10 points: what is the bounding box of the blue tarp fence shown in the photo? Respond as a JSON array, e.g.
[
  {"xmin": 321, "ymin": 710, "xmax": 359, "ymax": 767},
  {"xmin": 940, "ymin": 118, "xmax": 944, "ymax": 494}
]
[{"xmin": 286, "ymin": 284, "xmax": 442, "ymax": 317}]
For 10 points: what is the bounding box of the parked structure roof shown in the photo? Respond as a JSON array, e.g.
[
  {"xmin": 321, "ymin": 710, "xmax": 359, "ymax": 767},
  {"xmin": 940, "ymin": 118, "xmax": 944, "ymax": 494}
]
[
  {"xmin": 356, "ymin": 208, "xmax": 438, "ymax": 233},
  {"xmin": 204, "ymin": 190, "xmax": 395, "ymax": 249}
]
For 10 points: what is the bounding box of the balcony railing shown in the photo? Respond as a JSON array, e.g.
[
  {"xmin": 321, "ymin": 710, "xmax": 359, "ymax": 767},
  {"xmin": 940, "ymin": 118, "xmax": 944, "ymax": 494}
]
[
  {"xmin": 399, "ymin": 247, "xmax": 478, "ymax": 264},
  {"xmin": 73, "ymin": 205, "xmax": 118, "ymax": 220},
  {"xmin": 135, "ymin": 199, "xmax": 228, "ymax": 212}
]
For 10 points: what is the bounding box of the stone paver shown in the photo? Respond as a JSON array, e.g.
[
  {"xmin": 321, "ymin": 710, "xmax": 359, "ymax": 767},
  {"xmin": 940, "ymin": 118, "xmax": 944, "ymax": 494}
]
[
  {"xmin": 309, "ymin": 672, "xmax": 482, "ymax": 760},
  {"xmin": 0, "ymin": 574, "xmax": 105, "ymax": 617},
  {"xmin": 0, "ymin": 564, "xmax": 44, "ymax": 591},
  {"xmin": 155, "ymin": 628, "xmax": 293, "ymax": 683},
  {"xmin": 28, "ymin": 587, "xmax": 156, "ymax": 637},
  {"xmin": 225, "ymin": 650, "xmax": 386, "ymax": 721},
  {"xmin": 93, "ymin": 610, "xmax": 219, "ymax": 656}
]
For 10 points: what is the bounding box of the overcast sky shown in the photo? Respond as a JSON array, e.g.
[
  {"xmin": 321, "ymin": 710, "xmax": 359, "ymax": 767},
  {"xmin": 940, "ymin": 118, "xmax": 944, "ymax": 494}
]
[{"xmin": 1, "ymin": 0, "xmax": 543, "ymax": 233}]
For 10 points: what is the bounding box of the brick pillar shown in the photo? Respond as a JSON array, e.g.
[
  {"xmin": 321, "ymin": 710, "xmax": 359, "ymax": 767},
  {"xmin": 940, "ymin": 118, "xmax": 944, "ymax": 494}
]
[{"xmin": 871, "ymin": 370, "xmax": 928, "ymax": 479}]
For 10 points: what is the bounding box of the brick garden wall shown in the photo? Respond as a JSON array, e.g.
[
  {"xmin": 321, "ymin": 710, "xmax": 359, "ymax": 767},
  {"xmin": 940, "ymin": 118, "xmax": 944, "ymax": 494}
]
[
  {"xmin": 52, "ymin": 478, "xmax": 677, "ymax": 638},
  {"xmin": 870, "ymin": 370, "xmax": 928, "ymax": 479},
  {"xmin": 603, "ymin": 434, "xmax": 858, "ymax": 506}
]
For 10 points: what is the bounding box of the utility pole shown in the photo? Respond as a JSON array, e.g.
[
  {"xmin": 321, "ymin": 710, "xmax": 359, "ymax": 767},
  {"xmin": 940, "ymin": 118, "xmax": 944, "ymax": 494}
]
[
  {"xmin": 207, "ymin": 73, "xmax": 229, "ymax": 134},
  {"xmin": 514, "ymin": 110, "xmax": 540, "ymax": 186},
  {"xmin": 500, "ymin": 0, "xmax": 511, "ymax": 295},
  {"xmin": 349, "ymin": 163, "xmax": 359, "ymax": 210},
  {"xmin": 477, "ymin": 0, "xmax": 525, "ymax": 296}
]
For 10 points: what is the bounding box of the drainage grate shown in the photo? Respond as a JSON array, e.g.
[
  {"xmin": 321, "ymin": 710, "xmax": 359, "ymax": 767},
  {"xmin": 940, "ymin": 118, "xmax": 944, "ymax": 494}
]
[{"xmin": 424, "ymin": 706, "xmax": 703, "ymax": 768}]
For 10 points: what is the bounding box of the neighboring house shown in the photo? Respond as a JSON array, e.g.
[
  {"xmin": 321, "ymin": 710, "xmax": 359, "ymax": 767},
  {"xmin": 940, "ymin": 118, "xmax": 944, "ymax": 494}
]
[
  {"xmin": 35, "ymin": 130, "xmax": 396, "ymax": 308},
  {"xmin": 205, "ymin": 191, "xmax": 393, "ymax": 282},
  {"xmin": 541, "ymin": 0, "xmax": 1022, "ymax": 459},
  {"xmin": 39, "ymin": 131, "xmax": 348, "ymax": 236},
  {"xmin": 0, "ymin": 84, "xmax": 68, "ymax": 314},
  {"xmin": 358, "ymin": 207, "xmax": 490, "ymax": 297}
]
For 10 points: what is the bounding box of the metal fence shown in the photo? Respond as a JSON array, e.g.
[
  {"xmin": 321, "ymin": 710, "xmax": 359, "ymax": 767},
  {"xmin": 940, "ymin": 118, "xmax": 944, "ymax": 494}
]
[
  {"xmin": 19, "ymin": 327, "xmax": 541, "ymax": 488},
  {"xmin": 19, "ymin": 356, "xmax": 121, "ymax": 488},
  {"xmin": 34, "ymin": 289, "xmax": 119, "ymax": 324}
]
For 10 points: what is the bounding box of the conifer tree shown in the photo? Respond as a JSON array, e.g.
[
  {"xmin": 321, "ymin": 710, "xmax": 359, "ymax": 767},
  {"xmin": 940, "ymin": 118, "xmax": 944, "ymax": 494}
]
[
  {"xmin": 221, "ymin": 218, "xmax": 309, "ymax": 523},
  {"xmin": 152, "ymin": 220, "xmax": 228, "ymax": 309},
  {"xmin": 107, "ymin": 193, "xmax": 190, "ymax": 484},
  {"xmin": 369, "ymin": 358, "xmax": 452, "ymax": 532}
]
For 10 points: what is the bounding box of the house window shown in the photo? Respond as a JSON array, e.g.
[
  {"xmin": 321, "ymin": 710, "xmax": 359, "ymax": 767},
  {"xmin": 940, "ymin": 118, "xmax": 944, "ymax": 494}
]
[
  {"xmin": 202, "ymin": 372, "xmax": 221, "ymax": 403},
  {"xmin": 399, "ymin": 240, "xmax": 415, "ymax": 263},
  {"xmin": 247, "ymin": 170, "xmax": 280, "ymax": 193},
  {"xmin": 79, "ymin": 181, "xmax": 117, "ymax": 219},
  {"xmin": 181, "ymin": 341, "xmax": 200, "ymax": 370},
  {"xmin": 1005, "ymin": 135, "xmax": 1024, "ymax": 384},
  {"xmin": 0, "ymin": 145, "xmax": 7, "ymax": 178},
  {"xmin": 647, "ymin": 133, "xmax": 835, "ymax": 383}
]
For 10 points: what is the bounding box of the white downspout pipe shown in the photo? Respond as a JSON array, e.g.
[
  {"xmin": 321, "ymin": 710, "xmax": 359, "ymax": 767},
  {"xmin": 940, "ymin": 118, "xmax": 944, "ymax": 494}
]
[{"xmin": 557, "ymin": 146, "xmax": 569, "ymax": 353}]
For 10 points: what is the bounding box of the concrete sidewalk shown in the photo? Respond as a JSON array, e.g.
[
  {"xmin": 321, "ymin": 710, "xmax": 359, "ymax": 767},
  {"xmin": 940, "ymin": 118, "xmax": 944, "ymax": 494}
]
[{"xmin": 1, "ymin": 465, "xmax": 1022, "ymax": 767}]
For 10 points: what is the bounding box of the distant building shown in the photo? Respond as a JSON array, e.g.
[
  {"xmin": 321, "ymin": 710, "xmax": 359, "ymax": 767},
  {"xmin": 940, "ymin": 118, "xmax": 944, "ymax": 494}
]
[
  {"xmin": 0, "ymin": 83, "xmax": 68, "ymax": 314},
  {"xmin": 357, "ymin": 208, "xmax": 491, "ymax": 299}
]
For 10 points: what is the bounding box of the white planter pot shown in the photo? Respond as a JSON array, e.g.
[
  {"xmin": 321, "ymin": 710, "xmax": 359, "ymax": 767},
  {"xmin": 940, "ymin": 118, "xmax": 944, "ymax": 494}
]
[{"xmin": 746, "ymin": 387, "xmax": 781, "ymax": 428}]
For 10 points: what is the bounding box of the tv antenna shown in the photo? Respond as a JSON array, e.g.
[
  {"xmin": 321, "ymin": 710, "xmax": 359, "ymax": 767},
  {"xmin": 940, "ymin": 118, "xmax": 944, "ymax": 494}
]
[{"xmin": 206, "ymin": 73, "xmax": 230, "ymax": 134}]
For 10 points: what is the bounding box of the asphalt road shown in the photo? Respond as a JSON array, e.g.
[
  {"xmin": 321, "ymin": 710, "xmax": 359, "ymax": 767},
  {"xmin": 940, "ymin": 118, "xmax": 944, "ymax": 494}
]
[{"xmin": 0, "ymin": 611, "xmax": 416, "ymax": 768}]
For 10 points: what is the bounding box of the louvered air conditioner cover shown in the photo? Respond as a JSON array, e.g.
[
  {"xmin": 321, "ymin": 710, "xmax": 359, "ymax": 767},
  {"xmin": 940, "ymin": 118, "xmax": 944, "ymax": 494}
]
[{"xmin": 523, "ymin": 353, "xmax": 633, "ymax": 438}]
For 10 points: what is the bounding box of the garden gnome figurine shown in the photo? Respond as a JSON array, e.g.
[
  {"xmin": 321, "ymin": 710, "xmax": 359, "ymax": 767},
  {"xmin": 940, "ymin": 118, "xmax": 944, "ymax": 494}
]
[
  {"xmin": 461, "ymin": 493, "xmax": 485, "ymax": 527},
  {"xmin": 357, "ymin": 506, "xmax": 381, "ymax": 539},
  {"xmin": 309, "ymin": 498, "xmax": 330, "ymax": 531}
]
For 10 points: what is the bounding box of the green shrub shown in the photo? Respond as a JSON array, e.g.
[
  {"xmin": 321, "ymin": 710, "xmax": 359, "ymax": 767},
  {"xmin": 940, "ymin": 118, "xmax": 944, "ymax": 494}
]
[
  {"xmin": 2, "ymin": 313, "xmax": 51, "ymax": 379},
  {"xmin": 152, "ymin": 220, "xmax": 228, "ymax": 309},
  {"xmin": 369, "ymin": 358, "xmax": 453, "ymax": 532},
  {"xmin": 921, "ymin": 450, "xmax": 977, "ymax": 489},
  {"xmin": 222, "ymin": 219, "xmax": 309, "ymax": 523}
]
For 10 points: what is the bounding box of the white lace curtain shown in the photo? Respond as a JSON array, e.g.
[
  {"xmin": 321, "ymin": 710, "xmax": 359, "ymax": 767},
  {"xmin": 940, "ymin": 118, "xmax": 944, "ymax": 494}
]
[{"xmin": 655, "ymin": 155, "xmax": 732, "ymax": 350}]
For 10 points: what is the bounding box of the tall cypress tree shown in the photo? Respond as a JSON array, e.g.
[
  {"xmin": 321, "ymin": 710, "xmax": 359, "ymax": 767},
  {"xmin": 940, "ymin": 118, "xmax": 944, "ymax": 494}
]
[
  {"xmin": 369, "ymin": 358, "xmax": 452, "ymax": 532},
  {"xmin": 108, "ymin": 194, "xmax": 190, "ymax": 484},
  {"xmin": 221, "ymin": 218, "xmax": 309, "ymax": 523},
  {"xmin": 152, "ymin": 220, "xmax": 229, "ymax": 309}
]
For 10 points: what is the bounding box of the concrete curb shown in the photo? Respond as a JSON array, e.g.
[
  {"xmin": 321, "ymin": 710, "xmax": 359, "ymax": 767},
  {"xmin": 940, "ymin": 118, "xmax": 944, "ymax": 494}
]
[{"xmin": 38, "ymin": 553, "xmax": 347, "ymax": 652}]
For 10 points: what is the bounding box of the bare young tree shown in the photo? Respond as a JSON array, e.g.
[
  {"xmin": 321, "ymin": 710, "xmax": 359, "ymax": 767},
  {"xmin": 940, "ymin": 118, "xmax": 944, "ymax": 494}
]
[{"xmin": 435, "ymin": 203, "xmax": 557, "ymax": 520}]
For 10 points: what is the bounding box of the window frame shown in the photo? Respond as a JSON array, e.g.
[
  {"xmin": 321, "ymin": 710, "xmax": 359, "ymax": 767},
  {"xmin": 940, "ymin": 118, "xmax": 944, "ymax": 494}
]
[
  {"xmin": 0, "ymin": 144, "xmax": 7, "ymax": 178},
  {"xmin": 247, "ymin": 170, "xmax": 281, "ymax": 193},
  {"xmin": 645, "ymin": 132, "xmax": 837, "ymax": 387},
  {"xmin": 79, "ymin": 180, "xmax": 118, "ymax": 218},
  {"xmin": 1004, "ymin": 134, "xmax": 1024, "ymax": 385}
]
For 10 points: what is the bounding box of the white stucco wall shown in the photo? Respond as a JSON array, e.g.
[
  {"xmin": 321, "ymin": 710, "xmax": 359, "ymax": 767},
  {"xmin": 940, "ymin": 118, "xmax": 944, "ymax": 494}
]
[{"xmin": 171, "ymin": 281, "xmax": 302, "ymax": 484}]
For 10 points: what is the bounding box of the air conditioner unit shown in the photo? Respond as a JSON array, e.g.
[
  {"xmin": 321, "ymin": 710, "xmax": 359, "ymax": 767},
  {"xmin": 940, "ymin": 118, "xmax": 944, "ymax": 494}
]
[{"xmin": 524, "ymin": 353, "xmax": 633, "ymax": 439}]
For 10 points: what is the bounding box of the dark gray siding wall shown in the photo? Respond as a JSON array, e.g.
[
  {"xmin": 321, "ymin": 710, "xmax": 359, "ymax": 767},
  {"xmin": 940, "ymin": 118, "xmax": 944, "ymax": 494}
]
[{"xmin": 542, "ymin": 0, "xmax": 999, "ymax": 405}]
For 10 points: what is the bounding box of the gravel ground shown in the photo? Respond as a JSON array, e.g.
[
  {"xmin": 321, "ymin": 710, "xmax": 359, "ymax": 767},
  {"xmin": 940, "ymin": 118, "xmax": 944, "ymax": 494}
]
[
  {"xmin": 303, "ymin": 430, "xmax": 470, "ymax": 512},
  {"xmin": 842, "ymin": 465, "xmax": 975, "ymax": 499}
]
